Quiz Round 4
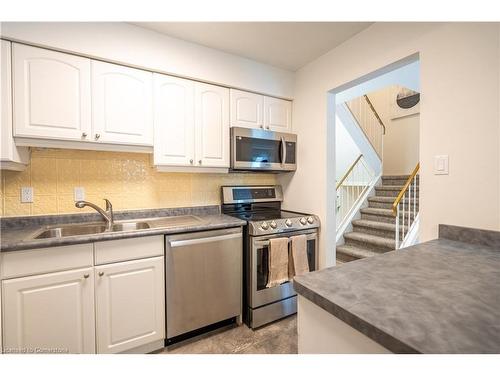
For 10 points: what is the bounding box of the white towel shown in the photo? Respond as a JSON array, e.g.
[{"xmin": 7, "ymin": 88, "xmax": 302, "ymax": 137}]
[
  {"xmin": 266, "ymin": 237, "xmax": 290, "ymax": 288},
  {"xmin": 290, "ymin": 235, "xmax": 309, "ymax": 277}
]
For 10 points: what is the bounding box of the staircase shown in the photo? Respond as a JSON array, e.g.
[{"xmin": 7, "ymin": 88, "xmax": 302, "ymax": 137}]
[{"xmin": 336, "ymin": 174, "xmax": 419, "ymax": 264}]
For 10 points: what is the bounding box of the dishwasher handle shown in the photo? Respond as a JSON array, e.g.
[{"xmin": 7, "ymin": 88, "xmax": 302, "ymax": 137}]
[{"xmin": 169, "ymin": 233, "xmax": 241, "ymax": 248}]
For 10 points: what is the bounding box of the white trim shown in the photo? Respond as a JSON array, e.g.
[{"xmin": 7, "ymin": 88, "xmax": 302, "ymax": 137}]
[
  {"xmin": 155, "ymin": 165, "xmax": 229, "ymax": 174},
  {"xmin": 400, "ymin": 213, "xmax": 420, "ymax": 249},
  {"xmin": 14, "ymin": 137, "xmax": 153, "ymax": 153}
]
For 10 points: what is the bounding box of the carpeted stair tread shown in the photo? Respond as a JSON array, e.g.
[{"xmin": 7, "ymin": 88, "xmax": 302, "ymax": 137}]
[
  {"xmin": 361, "ymin": 207, "xmax": 396, "ymax": 217},
  {"xmin": 344, "ymin": 231, "xmax": 395, "ymax": 250},
  {"xmin": 368, "ymin": 196, "xmax": 417, "ymax": 203},
  {"xmin": 352, "ymin": 219, "xmax": 407, "ymax": 232},
  {"xmin": 336, "ymin": 245, "xmax": 383, "ymax": 260}
]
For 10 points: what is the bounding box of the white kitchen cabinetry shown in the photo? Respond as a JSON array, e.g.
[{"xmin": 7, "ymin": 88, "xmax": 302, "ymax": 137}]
[
  {"xmin": 92, "ymin": 61, "xmax": 153, "ymax": 146},
  {"xmin": 12, "ymin": 43, "xmax": 92, "ymax": 142},
  {"xmin": 195, "ymin": 82, "xmax": 229, "ymax": 168},
  {"xmin": 1, "ymin": 40, "xmax": 29, "ymax": 171},
  {"xmin": 95, "ymin": 256, "xmax": 164, "ymax": 354},
  {"xmin": 154, "ymin": 74, "xmax": 229, "ymax": 171},
  {"xmin": 230, "ymin": 89, "xmax": 264, "ymax": 129},
  {"xmin": 153, "ymin": 74, "xmax": 195, "ymax": 166},
  {"xmin": 0, "ymin": 236, "xmax": 165, "ymax": 354},
  {"xmin": 230, "ymin": 89, "xmax": 292, "ymax": 132},
  {"xmin": 263, "ymin": 96, "xmax": 292, "ymax": 132},
  {"xmin": 2, "ymin": 267, "xmax": 96, "ymax": 354}
]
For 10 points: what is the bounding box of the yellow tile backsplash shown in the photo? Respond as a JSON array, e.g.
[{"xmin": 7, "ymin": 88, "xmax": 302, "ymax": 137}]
[{"xmin": 0, "ymin": 148, "xmax": 277, "ymax": 217}]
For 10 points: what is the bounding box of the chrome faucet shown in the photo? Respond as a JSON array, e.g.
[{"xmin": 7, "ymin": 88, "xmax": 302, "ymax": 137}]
[{"xmin": 75, "ymin": 199, "xmax": 114, "ymax": 231}]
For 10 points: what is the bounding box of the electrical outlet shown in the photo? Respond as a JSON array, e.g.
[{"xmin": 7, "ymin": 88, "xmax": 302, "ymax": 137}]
[
  {"xmin": 21, "ymin": 187, "xmax": 33, "ymax": 203},
  {"xmin": 74, "ymin": 187, "xmax": 85, "ymax": 202}
]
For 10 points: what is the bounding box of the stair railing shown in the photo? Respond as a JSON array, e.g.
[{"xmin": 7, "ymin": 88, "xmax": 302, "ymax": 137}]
[
  {"xmin": 345, "ymin": 94, "xmax": 386, "ymax": 159},
  {"xmin": 393, "ymin": 163, "xmax": 420, "ymax": 249},
  {"xmin": 336, "ymin": 154, "xmax": 375, "ymax": 230}
]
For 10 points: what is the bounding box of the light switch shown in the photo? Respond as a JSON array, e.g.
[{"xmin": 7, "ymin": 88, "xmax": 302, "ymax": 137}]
[
  {"xmin": 21, "ymin": 187, "xmax": 33, "ymax": 203},
  {"xmin": 74, "ymin": 187, "xmax": 86, "ymax": 202},
  {"xmin": 434, "ymin": 155, "xmax": 449, "ymax": 175}
]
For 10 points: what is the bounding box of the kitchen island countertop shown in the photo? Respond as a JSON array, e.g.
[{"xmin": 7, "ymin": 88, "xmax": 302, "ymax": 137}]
[{"xmin": 294, "ymin": 225, "xmax": 500, "ymax": 354}]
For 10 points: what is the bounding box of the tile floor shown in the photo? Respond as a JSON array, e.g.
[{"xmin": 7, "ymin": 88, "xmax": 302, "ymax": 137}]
[{"xmin": 162, "ymin": 315, "xmax": 297, "ymax": 354}]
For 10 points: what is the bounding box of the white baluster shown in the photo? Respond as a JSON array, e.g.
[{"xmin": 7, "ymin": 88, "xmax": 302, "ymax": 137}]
[{"xmin": 395, "ymin": 205, "xmax": 400, "ymax": 249}]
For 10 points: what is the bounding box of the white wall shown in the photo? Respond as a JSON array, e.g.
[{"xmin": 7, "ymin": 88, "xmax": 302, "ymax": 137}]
[
  {"xmin": 368, "ymin": 85, "xmax": 420, "ymax": 175},
  {"xmin": 0, "ymin": 22, "xmax": 294, "ymax": 99},
  {"xmin": 335, "ymin": 114, "xmax": 361, "ymax": 180},
  {"xmin": 279, "ymin": 23, "xmax": 500, "ymax": 269}
]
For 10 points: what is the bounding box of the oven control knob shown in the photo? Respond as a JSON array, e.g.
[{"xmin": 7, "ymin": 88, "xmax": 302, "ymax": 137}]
[
  {"xmin": 285, "ymin": 219, "xmax": 292, "ymax": 227},
  {"xmin": 300, "ymin": 217, "xmax": 307, "ymax": 225},
  {"xmin": 270, "ymin": 221, "xmax": 277, "ymax": 229},
  {"xmin": 307, "ymin": 216, "xmax": 315, "ymax": 224},
  {"xmin": 261, "ymin": 222, "xmax": 269, "ymax": 230}
]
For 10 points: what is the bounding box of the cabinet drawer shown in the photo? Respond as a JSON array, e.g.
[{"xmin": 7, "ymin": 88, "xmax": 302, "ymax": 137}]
[
  {"xmin": 94, "ymin": 235, "xmax": 164, "ymax": 265},
  {"xmin": 0, "ymin": 243, "xmax": 93, "ymax": 280}
]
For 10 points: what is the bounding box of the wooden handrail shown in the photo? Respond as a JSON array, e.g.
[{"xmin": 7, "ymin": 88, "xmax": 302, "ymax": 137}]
[
  {"xmin": 363, "ymin": 95, "xmax": 386, "ymax": 135},
  {"xmin": 392, "ymin": 163, "xmax": 420, "ymax": 216},
  {"xmin": 336, "ymin": 154, "xmax": 363, "ymax": 190}
]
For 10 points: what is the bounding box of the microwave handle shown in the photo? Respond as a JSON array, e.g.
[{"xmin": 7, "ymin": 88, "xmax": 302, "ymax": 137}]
[{"xmin": 280, "ymin": 136, "xmax": 287, "ymax": 167}]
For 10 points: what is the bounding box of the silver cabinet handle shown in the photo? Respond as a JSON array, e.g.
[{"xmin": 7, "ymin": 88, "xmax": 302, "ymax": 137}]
[
  {"xmin": 260, "ymin": 124, "xmax": 264, "ymax": 129},
  {"xmin": 82, "ymin": 132, "xmax": 87, "ymax": 138},
  {"xmin": 266, "ymin": 125, "xmax": 270, "ymax": 129},
  {"xmin": 190, "ymin": 159, "xmax": 194, "ymax": 164},
  {"xmin": 198, "ymin": 160, "xmax": 202, "ymax": 165},
  {"xmin": 169, "ymin": 233, "xmax": 241, "ymax": 248},
  {"xmin": 95, "ymin": 133, "xmax": 101, "ymax": 140},
  {"xmin": 83, "ymin": 274, "xmax": 89, "ymax": 279},
  {"xmin": 98, "ymin": 272, "xmax": 104, "ymax": 277}
]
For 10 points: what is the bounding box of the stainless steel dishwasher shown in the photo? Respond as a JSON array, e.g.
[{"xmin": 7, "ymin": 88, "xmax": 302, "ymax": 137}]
[{"xmin": 165, "ymin": 227, "xmax": 242, "ymax": 341}]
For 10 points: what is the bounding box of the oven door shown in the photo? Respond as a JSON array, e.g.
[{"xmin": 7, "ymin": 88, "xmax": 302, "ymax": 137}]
[
  {"xmin": 231, "ymin": 127, "xmax": 297, "ymax": 171},
  {"xmin": 250, "ymin": 229, "xmax": 317, "ymax": 309}
]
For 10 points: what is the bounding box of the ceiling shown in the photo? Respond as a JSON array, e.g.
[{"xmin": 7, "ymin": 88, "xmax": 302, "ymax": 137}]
[{"xmin": 132, "ymin": 22, "xmax": 372, "ymax": 71}]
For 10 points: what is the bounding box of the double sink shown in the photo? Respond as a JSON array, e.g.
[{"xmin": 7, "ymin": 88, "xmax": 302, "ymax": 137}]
[{"xmin": 31, "ymin": 215, "xmax": 204, "ymax": 240}]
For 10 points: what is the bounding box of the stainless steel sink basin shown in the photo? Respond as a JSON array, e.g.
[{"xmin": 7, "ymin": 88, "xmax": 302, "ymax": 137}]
[
  {"xmin": 32, "ymin": 221, "xmax": 151, "ymax": 239},
  {"xmin": 31, "ymin": 215, "xmax": 203, "ymax": 240}
]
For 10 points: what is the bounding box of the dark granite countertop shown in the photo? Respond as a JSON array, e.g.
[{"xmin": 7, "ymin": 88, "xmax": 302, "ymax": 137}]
[
  {"xmin": 294, "ymin": 225, "xmax": 500, "ymax": 354},
  {"xmin": 0, "ymin": 206, "xmax": 246, "ymax": 252}
]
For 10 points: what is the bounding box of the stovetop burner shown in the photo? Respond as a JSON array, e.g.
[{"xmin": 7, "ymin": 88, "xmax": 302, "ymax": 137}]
[{"xmin": 221, "ymin": 185, "xmax": 320, "ymax": 236}]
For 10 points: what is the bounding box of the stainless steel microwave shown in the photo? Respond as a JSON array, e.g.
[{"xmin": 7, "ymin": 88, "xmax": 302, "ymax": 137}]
[{"xmin": 230, "ymin": 127, "xmax": 297, "ymax": 172}]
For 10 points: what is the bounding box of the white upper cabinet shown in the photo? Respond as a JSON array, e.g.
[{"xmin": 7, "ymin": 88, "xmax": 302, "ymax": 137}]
[
  {"xmin": 154, "ymin": 77, "xmax": 229, "ymax": 170},
  {"xmin": 195, "ymin": 82, "xmax": 229, "ymax": 168},
  {"xmin": 94, "ymin": 257, "xmax": 164, "ymax": 354},
  {"xmin": 153, "ymin": 74, "xmax": 195, "ymax": 166},
  {"xmin": 230, "ymin": 89, "xmax": 264, "ymax": 129},
  {"xmin": 92, "ymin": 61, "xmax": 153, "ymax": 146},
  {"xmin": 263, "ymin": 96, "xmax": 292, "ymax": 132},
  {"xmin": 12, "ymin": 43, "xmax": 92, "ymax": 141},
  {"xmin": 230, "ymin": 89, "xmax": 292, "ymax": 132},
  {"xmin": 1, "ymin": 40, "xmax": 29, "ymax": 170},
  {"xmin": 2, "ymin": 267, "xmax": 96, "ymax": 354}
]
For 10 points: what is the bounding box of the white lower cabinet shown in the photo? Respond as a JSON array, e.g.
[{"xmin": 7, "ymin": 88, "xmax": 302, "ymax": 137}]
[
  {"xmin": 0, "ymin": 237, "xmax": 165, "ymax": 354},
  {"xmin": 95, "ymin": 256, "xmax": 165, "ymax": 354},
  {"xmin": 2, "ymin": 267, "xmax": 96, "ymax": 354}
]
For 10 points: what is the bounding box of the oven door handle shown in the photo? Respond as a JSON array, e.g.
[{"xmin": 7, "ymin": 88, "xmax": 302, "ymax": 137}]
[
  {"xmin": 280, "ymin": 136, "xmax": 287, "ymax": 167},
  {"xmin": 254, "ymin": 233, "xmax": 317, "ymax": 247}
]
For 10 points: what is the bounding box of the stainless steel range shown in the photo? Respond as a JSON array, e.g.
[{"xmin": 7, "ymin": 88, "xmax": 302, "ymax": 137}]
[{"xmin": 221, "ymin": 185, "xmax": 319, "ymax": 328}]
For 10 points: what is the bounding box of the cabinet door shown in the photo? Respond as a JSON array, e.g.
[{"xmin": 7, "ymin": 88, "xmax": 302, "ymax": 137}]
[
  {"xmin": 153, "ymin": 74, "xmax": 195, "ymax": 166},
  {"xmin": 2, "ymin": 268, "xmax": 95, "ymax": 354},
  {"xmin": 263, "ymin": 96, "xmax": 292, "ymax": 132},
  {"xmin": 195, "ymin": 83, "xmax": 229, "ymax": 168},
  {"xmin": 12, "ymin": 43, "xmax": 91, "ymax": 141},
  {"xmin": 92, "ymin": 61, "xmax": 153, "ymax": 146},
  {"xmin": 1, "ymin": 40, "xmax": 29, "ymax": 170},
  {"xmin": 230, "ymin": 89, "xmax": 263, "ymax": 129},
  {"xmin": 95, "ymin": 257, "xmax": 164, "ymax": 354}
]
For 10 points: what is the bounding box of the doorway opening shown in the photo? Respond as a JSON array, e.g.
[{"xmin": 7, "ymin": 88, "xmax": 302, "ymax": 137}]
[{"xmin": 328, "ymin": 55, "xmax": 420, "ymax": 266}]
